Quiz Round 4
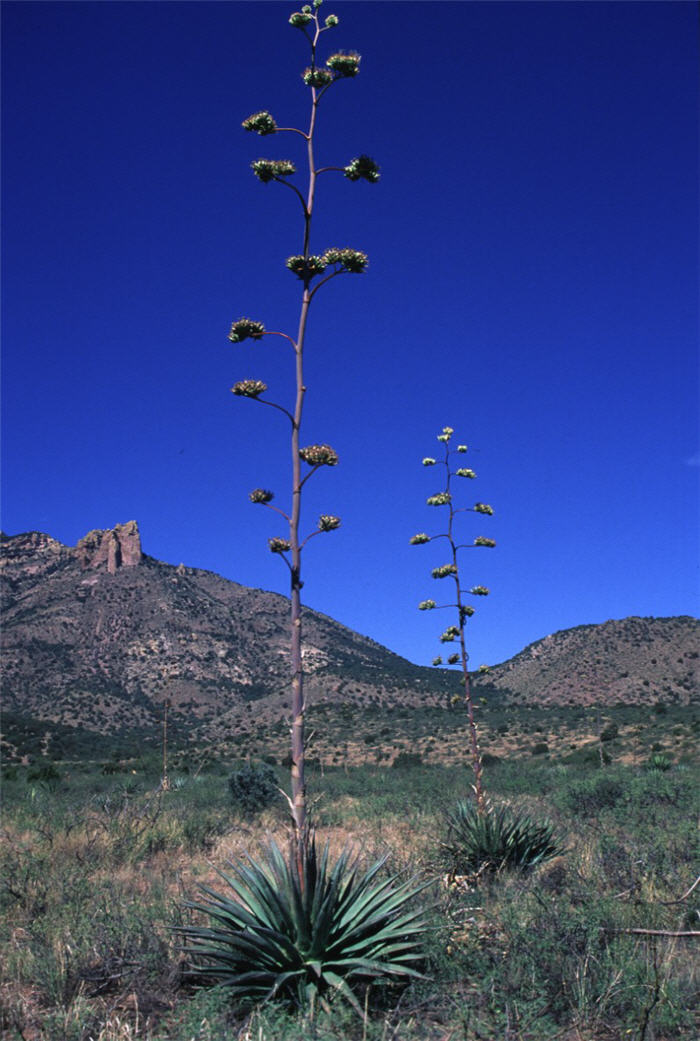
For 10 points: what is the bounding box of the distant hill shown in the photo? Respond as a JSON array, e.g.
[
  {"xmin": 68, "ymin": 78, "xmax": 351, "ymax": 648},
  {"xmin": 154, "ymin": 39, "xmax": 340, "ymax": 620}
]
[
  {"xmin": 487, "ymin": 615, "xmax": 699, "ymax": 707},
  {"xmin": 1, "ymin": 524, "xmax": 697, "ymax": 753}
]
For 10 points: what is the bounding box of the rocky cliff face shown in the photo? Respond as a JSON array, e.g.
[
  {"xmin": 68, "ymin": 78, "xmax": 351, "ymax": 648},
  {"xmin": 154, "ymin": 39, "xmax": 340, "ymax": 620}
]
[
  {"xmin": 75, "ymin": 521, "xmax": 142, "ymax": 574},
  {"xmin": 1, "ymin": 522, "xmax": 143, "ymax": 577}
]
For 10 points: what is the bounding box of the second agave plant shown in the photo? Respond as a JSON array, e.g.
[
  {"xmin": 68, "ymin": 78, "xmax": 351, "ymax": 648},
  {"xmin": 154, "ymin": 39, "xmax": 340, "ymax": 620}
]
[{"xmin": 410, "ymin": 426, "xmax": 496, "ymax": 812}]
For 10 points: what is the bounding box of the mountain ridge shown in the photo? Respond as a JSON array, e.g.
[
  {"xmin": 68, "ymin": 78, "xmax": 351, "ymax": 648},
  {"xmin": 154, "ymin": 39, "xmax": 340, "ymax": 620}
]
[{"xmin": 1, "ymin": 524, "xmax": 697, "ymax": 751}]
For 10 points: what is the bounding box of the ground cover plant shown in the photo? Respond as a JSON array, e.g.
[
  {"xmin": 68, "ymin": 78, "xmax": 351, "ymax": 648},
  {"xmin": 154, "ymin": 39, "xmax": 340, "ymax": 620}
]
[{"xmin": 1, "ymin": 745, "xmax": 698, "ymax": 1040}]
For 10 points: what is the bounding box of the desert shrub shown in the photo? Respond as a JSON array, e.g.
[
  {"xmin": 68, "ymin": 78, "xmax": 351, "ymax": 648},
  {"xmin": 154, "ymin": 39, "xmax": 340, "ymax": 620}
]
[
  {"xmin": 560, "ymin": 773, "xmax": 625, "ymax": 816},
  {"xmin": 600, "ymin": 723, "xmax": 619, "ymax": 742},
  {"xmin": 26, "ymin": 763, "xmax": 61, "ymax": 784},
  {"xmin": 228, "ymin": 762, "xmax": 278, "ymax": 817},
  {"xmin": 531, "ymin": 741, "xmax": 549, "ymax": 756},
  {"xmin": 442, "ymin": 800, "xmax": 563, "ymax": 875},
  {"xmin": 563, "ymin": 743, "xmax": 611, "ymax": 767},
  {"xmin": 179, "ymin": 837, "xmax": 427, "ymax": 1013},
  {"xmin": 392, "ymin": 751, "xmax": 423, "ymax": 769}
]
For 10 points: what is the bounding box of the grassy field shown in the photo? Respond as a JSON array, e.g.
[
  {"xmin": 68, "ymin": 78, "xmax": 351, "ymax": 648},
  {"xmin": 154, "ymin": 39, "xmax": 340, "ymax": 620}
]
[{"xmin": 1, "ymin": 703, "xmax": 698, "ymax": 1041}]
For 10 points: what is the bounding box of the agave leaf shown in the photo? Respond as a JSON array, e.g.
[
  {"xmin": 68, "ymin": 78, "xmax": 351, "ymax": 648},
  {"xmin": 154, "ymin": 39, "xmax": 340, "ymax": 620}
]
[{"xmin": 321, "ymin": 969, "xmax": 364, "ymax": 1016}]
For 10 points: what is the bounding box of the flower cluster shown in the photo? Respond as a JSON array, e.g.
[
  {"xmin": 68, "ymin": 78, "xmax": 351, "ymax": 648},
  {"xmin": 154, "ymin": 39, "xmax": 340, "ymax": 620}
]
[
  {"xmin": 409, "ymin": 533, "xmax": 430, "ymax": 545},
  {"xmin": 228, "ymin": 318, "xmax": 265, "ymax": 343},
  {"xmin": 289, "ymin": 9, "xmax": 313, "ymax": 28},
  {"xmin": 469, "ymin": 585, "xmax": 490, "ymax": 596},
  {"xmin": 326, "ymin": 51, "xmax": 361, "ymax": 77},
  {"xmin": 242, "ymin": 111, "xmax": 277, "ymax": 136},
  {"xmin": 473, "ymin": 502, "xmax": 494, "ymax": 515},
  {"xmin": 440, "ymin": 626, "xmax": 460, "ymax": 643},
  {"xmin": 432, "ymin": 656, "xmax": 443, "ymax": 666},
  {"xmin": 325, "ymin": 14, "xmax": 339, "ymax": 28},
  {"xmin": 447, "ymin": 653, "xmax": 460, "ymax": 665},
  {"xmin": 432, "ymin": 563, "xmax": 457, "ymax": 579},
  {"xmin": 422, "ymin": 457, "xmax": 436, "ymax": 467},
  {"xmin": 268, "ymin": 537, "xmax": 291, "ymax": 554},
  {"xmin": 478, "ymin": 664, "xmax": 491, "ymax": 674},
  {"xmin": 460, "ymin": 605, "xmax": 475, "ymax": 620},
  {"xmin": 299, "ymin": 444, "xmax": 339, "ymax": 466},
  {"xmin": 437, "ymin": 426, "xmax": 454, "ymax": 443},
  {"xmin": 232, "ymin": 379, "xmax": 267, "ymax": 398},
  {"xmin": 455, "ymin": 468, "xmax": 476, "ymax": 479},
  {"xmin": 418, "ymin": 599, "xmax": 436, "ymax": 611},
  {"xmin": 286, "ymin": 255, "xmax": 327, "ymax": 279},
  {"xmin": 344, "ymin": 154, "xmax": 380, "ymax": 183},
  {"xmin": 251, "ymin": 159, "xmax": 296, "ymax": 182},
  {"xmin": 302, "ymin": 66, "xmax": 333, "ymax": 88},
  {"xmin": 323, "ymin": 247, "xmax": 368, "ymax": 272},
  {"xmin": 473, "ymin": 536, "xmax": 496, "ymax": 548},
  {"xmin": 249, "ymin": 488, "xmax": 274, "ymax": 504},
  {"xmin": 457, "ymin": 444, "xmax": 468, "ymax": 453},
  {"xmin": 426, "ymin": 492, "xmax": 451, "ymax": 506},
  {"xmin": 318, "ymin": 514, "xmax": 341, "ymax": 531}
]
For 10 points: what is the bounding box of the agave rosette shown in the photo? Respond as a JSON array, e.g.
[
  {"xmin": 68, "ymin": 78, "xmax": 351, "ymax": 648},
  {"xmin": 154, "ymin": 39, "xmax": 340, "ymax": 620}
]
[{"xmin": 179, "ymin": 837, "xmax": 428, "ymax": 1012}]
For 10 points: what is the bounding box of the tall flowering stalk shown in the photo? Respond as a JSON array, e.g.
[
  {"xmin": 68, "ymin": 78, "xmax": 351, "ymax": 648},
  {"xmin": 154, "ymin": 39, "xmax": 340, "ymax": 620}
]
[
  {"xmin": 229, "ymin": 2, "xmax": 378, "ymax": 852},
  {"xmin": 411, "ymin": 427, "xmax": 495, "ymax": 813}
]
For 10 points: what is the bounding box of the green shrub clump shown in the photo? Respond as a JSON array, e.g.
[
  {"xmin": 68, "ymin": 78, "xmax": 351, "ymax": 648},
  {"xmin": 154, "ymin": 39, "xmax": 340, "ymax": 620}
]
[
  {"xmin": 392, "ymin": 751, "xmax": 423, "ymax": 769},
  {"xmin": 442, "ymin": 800, "xmax": 562, "ymax": 875},
  {"xmin": 228, "ymin": 762, "xmax": 278, "ymax": 816}
]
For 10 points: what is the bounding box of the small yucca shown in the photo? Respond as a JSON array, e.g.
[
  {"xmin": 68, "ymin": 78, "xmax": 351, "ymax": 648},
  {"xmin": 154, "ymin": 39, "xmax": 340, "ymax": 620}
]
[
  {"xmin": 443, "ymin": 800, "xmax": 562, "ymax": 876},
  {"xmin": 179, "ymin": 837, "xmax": 428, "ymax": 1014}
]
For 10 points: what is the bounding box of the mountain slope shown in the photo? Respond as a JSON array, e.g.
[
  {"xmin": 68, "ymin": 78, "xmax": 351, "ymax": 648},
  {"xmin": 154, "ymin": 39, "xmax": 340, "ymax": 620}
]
[
  {"xmin": 1, "ymin": 525, "xmax": 697, "ymax": 750},
  {"xmin": 0, "ymin": 524, "xmax": 456, "ymax": 743},
  {"xmin": 487, "ymin": 615, "xmax": 699, "ymax": 707}
]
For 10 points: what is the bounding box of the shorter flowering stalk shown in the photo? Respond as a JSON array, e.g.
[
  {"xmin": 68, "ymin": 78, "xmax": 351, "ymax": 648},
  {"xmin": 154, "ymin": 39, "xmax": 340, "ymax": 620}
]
[{"xmin": 410, "ymin": 427, "xmax": 496, "ymax": 814}]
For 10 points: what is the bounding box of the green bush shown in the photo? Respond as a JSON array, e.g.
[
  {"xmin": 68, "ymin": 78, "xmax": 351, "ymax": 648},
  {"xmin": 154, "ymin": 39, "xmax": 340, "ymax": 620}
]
[
  {"xmin": 442, "ymin": 800, "xmax": 563, "ymax": 875},
  {"xmin": 179, "ymin": 837, "xmax": 427, "ymax": 1013},
  {"xmin": 228, "ymin": 762, "xmax": 278, "ymax": 816},
  {"xmin": 392, "ymin": 751, "xmax": 422, "ymax": 769},
  {"xmin": 561, "ymin": 774, "xmax": 625, "ymax": 816},
  {"xmin": 26, "ymin": 763, "xmax": 61, "ymax": 785}
]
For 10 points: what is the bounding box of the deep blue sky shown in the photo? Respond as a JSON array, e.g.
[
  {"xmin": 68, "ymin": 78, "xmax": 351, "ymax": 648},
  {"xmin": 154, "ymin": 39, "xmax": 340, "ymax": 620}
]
[{"xmin": 2, "ymin": 1, "xmax": 698, "ymax": 670}]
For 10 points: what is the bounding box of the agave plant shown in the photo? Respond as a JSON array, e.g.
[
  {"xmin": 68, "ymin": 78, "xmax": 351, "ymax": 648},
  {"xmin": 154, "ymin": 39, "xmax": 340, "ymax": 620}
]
[
  {"xmin": 179, "ymin": 837, "xmax": 428, "ymax": 1014},
  {"xmin": 443, "ymin": 800, "xmax": 562, "ymax": 876}
]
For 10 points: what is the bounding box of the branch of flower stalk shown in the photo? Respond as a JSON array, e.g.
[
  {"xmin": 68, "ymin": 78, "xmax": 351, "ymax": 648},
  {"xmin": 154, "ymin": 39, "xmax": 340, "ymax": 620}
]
[
  {"xmin": 300, "ymin": 527, "xmax": 338, "ymax": 549},
  {"xmin": 247, "ymin": 397, "xmax": 296, "ymax": 426},
  {"xmin": 262, "ymin": 330, "xmax": 299, "ymax": 350},
  {"xmin": 307, "ymin": 267, "xmax": 347, "ymax": 302},
  {"xmin": 276, "ymin": 126, "xmax": 310, "ymax": 139},
  {"xmin": 272, "ymin": 175, "xmax": 310, "ymax": 216},
  {"xmin": 259, "ymin": 501, "xmax": 292, "ymax": 523},
  {"xmin": 299, "ymin": 464, "xmax": 325, "ymax": 490}
]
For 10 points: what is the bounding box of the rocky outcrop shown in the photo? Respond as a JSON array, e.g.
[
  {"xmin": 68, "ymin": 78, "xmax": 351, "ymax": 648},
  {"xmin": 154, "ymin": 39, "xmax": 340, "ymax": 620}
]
[
  {"xmin": 0, "ymin": 530, "xmax": 70, "ymax": 578},
  {"xmin": 75, "ymin": 521, "xmax": 142, "ymax": 574}
]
